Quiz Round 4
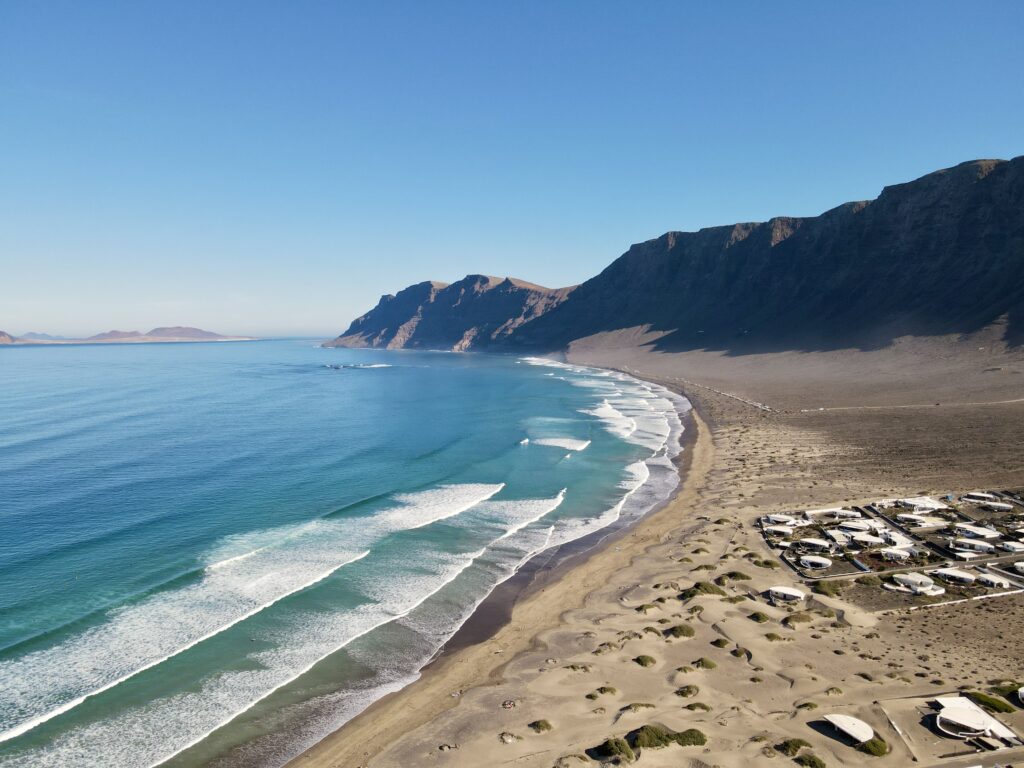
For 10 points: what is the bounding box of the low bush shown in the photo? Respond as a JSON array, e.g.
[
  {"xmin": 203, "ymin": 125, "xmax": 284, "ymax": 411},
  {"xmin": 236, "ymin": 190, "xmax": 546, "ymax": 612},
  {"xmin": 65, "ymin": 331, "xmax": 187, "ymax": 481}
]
[
  {"xmin": 665, "ymin": 623, "xmax": 695, "ymax": 639},
  {"xmin": 967, "ymin": 690, "xmax": 1016, "ymax": 713},
  {"xmin": 620, "ymin": 702, "xmax": 655, "ymax": 713},
  {"xmin": 777, "ymin": 738, "xmax": 810, "ymax": 757},
  {"xmin": 633, "ymin": 655, "xmax": 657, "ymax": 667},
  {"xmin": 812, "ymin": 581, "xmax": 844, "ymax": 598},
  {"xmin": 795, "ymin": 754, "xmax": 826, "ymax": 768},
  {"xmin": 749, "ymin": 611, "xmax": 770, "ymax": 623},
  {"xmin": 593, "ymin": 736, "xmax": 635, "ymax": 763},
  {"xmin": 857, "ymin": 736, "xmax": 889, "ymax": 756},
  {"xmin": 685, "ymin": 701, "xmax": 711, "ymax": 711},
  {"xmin": 693, "ymin": 657, "xmax": 717, "ymax": 670},
  {"xmin": 678, "ymin": 581, "xmax": 726, "ymax": 601},
  {"xmin": 528, "ymin": 719, "xmax": 553, "ymax": 733},
  {"xmin": 710, "ymin": 638, "xmax": 730, "ymax": 648},
  {"xmin": 627, "ymin": 724, "xmax": 707, "ymax": 749},
  {"xmin": 674, "ymin": 684, "xmax": 699, "ymax": 698}
]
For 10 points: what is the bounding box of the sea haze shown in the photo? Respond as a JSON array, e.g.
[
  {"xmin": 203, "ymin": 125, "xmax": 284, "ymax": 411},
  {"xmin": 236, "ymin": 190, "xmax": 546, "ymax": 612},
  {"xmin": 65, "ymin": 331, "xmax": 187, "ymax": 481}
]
[{"xmin": 0, "ymin": 340, "xmax": 688, "ymax": 767}]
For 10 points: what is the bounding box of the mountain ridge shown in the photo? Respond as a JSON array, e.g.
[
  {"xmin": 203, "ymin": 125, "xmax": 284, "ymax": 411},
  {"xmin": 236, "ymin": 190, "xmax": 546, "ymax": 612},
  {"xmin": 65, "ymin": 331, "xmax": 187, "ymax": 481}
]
[{"xmin": 328, "ymin": 156, "xmax": 1024, "ymax": 353}]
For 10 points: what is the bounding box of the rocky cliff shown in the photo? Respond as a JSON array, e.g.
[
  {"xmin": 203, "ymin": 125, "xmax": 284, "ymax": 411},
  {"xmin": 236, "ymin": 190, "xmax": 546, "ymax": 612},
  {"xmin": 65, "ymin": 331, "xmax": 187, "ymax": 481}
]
[
  {"xmin": 326, "ymin": 275, "xmax": 574, "ymax": 351},
  {"xmin": 330, "ymin": 157, "xmax": 1024, "ymax": 353}
]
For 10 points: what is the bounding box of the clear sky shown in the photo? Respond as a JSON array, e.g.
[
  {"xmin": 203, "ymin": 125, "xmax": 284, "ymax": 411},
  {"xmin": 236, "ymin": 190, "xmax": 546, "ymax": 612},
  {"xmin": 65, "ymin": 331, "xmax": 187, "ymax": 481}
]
[{"xmin": 2, "ymin": 1, "xmax": 1022, "ymax": 337}]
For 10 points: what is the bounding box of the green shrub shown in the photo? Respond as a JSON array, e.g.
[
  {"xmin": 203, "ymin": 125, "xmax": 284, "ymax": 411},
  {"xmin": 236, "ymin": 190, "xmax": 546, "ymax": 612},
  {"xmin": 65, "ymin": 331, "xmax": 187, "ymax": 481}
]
[
  {"xmin": 685, "ymin": 701, "xmax": 711, "ymax": 711},
  {"xmin": 693, "ymin": 657, "xmax": 717, "ymax": 670},
  {"xmin": 856, "ymin": 575, "xmax": 882, "ymax": 587},
  {"xmin": 989, "ymin": 680, "xmax": 1023, "ymax": 697},
  {"xmin": 620, "ymin": 702, "xmax": 655, "ymax": 713},
  {"xmin": 731, "ymin": 646, "xmax": 749, "ymax": 658},
  {"xmin": 777, "ymin": 738, "xmax": 810, "ymax": 757},
  {"xmin": 528, "ymin": 719, "xmax": 553, "ymax": 733},
  {"xmin": 678, "ymin": 581, "xmax": 726, "ymax": 601},
  {"xmin": 783, "ymin": 612, "xmax": 813, "ymax": 628},
  {"xmin": 633, "ymin": 655, "xmax": 657, "ymax": 667},
  {"xmin": 593, "ymin": 736, "xmax": 635, "ymax": 763},
  {"xmin": 794, "ymin": 754, "xmax": 826, "ymax": 768},
  {"xmin": 634, "ymin": 603, "xmax": 659, "ymax": 614},
  {"xmin": 665, "ymin": 623, "xmax": 695, "ymax": 639},
  {"xmin": 626, "ymin": 724, "xmax": 706, "ymax": 749},
  {"xmin": 857, "ymin": 736, "xmax": 889, "ymax": 756},
  {"xmin": 674, "ymin": 684, "xmax": 699, "ymax": 698},
  {"xmin": 967, "ymin": 690, "xmax": 1016, "ymax": 713},
  {"xmin": 765, "ymin": 632, "xmax": 784, "ymax": 641},
  {"xmin": 597, "ymin": 686, "xmax": 617, "ymax": 695},
  {"xmin": 710, "ymin": 638, "xmax": 730, "ymax": 648},
  {"xmin": 796, "ymin": 701, "xmax": 818, "ymax": 710},
  {"xmin": 749, "ymin": 611, "xmax": 770, "ymax": 623},
  {"xmin": 812, "ymin": 581, "xmax": 844, "ymax": 597}
]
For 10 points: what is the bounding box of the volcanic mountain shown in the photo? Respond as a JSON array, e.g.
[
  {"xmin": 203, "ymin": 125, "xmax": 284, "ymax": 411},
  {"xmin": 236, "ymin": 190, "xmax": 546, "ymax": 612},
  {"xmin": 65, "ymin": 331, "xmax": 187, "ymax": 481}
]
[{"xmin": 329, "ymin": 156, "xmax": 1024, "ymax": 354}]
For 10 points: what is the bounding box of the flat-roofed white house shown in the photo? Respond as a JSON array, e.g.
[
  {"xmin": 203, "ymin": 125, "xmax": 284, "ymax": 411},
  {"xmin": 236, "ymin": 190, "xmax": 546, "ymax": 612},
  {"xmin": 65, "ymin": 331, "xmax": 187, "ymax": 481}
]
[
  {"xmin": 768, "ymin": 585, "xmax": 805, "ymax": 602},
  {"xmin": 837, "ymin": 520, "xmax": 871, "ymax": 533},
  {"xmin": 892, "ymin": 571, "xmax": 945, "ymax": 595},
  {"xmin": 962, "ymin": 491, "xmax": 998, "ymax": 503},
  {"xmin": 880, "ymin": 547, "xmax": 911, "ymax": 562},
  {"xmin": 982, "ymin": 500, "xmax": 1014, "ymax": 512},
  {"xmin": 999, "ymin": 540, "xmax": 1024, "ymax": 553},
  {"xmin": 977, "ymin": 572, "xmax": 1010, "ymax": 589},
  {"xmin": 950, "ymin": 537, "xmax": 996, "ymax": 554},
  {"xmin": 766, "ymin": 513, "xmax": 797, "ymax": 525},
  {"xmin": 932, "ymin": 567, "xmax": 976, "ymax": 585},
  {"xmin": 954, "ymin": 522, "xmax": 1001, "ymax": 539},
  {"xmin": 851, "ymin": 532, "xmax": 885, "ymax": 547},
  {"xmin": 797, "ymin": 537, "xmax": 832, "ymax": 552},
  {"xmin": 933, "ymin": 696, "xmax": 1022, "ymax": 744}
]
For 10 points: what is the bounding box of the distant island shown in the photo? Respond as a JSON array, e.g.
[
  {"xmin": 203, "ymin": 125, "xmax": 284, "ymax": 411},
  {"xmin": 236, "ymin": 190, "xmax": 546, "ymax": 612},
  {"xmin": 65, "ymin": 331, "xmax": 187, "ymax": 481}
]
[{"xmin": 0, "ymin": 326, "xmax": 257, "ymax": 345}]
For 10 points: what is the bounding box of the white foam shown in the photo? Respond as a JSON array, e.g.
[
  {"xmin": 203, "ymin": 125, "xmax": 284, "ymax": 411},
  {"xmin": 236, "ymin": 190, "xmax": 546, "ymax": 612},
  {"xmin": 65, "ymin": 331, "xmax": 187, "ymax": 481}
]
[
  {"xmin": 377, "ymin": 484, "xmax": 505, "ymax": 530},
  {"xmin": 0, "ymin": 548, "xmax": 489, "ymax": 768},
  {"xmin": 532, "ymin": 438, "xmax": 591, "ymax": 451},
  {"xmin": 579, "ymin": 399, "xmax": 637, "ymax": 440},
  {"xmin": 0, "ymin": 549, "xmax": 370, "ymax": 745},
  {"xmin": 0, "ymin": 484, "xmax": 502, "ymax": 745}
]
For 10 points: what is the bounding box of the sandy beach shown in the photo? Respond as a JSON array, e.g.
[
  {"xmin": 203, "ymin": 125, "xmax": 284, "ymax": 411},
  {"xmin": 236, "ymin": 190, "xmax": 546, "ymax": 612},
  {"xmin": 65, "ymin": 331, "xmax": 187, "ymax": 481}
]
[{"xmin": 290, "ymin": 336, "xmax": 1024, "ymax": 768}]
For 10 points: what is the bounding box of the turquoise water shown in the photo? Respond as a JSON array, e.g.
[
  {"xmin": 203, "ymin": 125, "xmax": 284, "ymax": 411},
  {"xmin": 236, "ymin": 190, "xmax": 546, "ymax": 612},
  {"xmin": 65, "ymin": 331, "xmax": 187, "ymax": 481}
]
[{"xmin": 0, "ymin": 340, "xmax": 688, "ymax": 767}]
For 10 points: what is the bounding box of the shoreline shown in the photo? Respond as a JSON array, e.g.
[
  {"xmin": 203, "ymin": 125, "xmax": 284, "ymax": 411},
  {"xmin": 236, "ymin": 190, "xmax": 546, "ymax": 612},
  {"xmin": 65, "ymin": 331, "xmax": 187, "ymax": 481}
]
[{"xmin": 288, "ymin": 378, "xmax": 709, "ymax": 768}]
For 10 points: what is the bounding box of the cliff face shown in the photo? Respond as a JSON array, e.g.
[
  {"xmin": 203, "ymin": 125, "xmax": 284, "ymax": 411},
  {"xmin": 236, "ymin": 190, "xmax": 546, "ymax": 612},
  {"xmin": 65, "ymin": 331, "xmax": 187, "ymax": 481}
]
[
  {"xmin": 326, "ymin": 275, "xmax": 574, "ymax": 351},
  {"xmin": 331, "ymin": 156, "xmax": 1024, "ymax": 353}
]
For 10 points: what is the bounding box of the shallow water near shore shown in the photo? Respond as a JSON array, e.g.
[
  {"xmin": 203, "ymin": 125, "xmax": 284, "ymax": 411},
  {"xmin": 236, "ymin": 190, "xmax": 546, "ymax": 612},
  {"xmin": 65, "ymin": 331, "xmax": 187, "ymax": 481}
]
[{"xmin": 0, "ymin": 340, "xmax": 688, "ymax": 767}]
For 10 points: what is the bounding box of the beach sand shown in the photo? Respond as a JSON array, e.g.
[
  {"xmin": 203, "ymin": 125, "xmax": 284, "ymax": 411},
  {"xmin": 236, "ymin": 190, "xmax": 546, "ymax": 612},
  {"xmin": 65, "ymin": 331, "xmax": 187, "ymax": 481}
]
[{"xmin": 290, "ymin": 337, "xmax": 1024, "ymax": 768}]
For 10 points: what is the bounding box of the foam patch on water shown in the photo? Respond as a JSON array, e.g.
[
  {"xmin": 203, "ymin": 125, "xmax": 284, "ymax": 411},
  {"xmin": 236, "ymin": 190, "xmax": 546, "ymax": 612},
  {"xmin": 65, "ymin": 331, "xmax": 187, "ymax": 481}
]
[{"xmin": 532, "ymin": 438, "xmax": 591, "ymax": 451}]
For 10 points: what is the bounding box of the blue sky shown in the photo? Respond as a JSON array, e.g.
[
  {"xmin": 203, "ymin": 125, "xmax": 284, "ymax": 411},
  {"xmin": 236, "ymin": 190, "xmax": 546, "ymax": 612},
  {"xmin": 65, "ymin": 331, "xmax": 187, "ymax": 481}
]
[{"xmin": 2, "ymin": 1, "xmax": 1022, "ymax": 337}]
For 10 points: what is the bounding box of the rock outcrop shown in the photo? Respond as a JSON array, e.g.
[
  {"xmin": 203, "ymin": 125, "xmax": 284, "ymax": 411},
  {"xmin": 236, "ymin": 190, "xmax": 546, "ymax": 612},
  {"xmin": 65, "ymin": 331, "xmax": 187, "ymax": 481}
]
[{"xmin": 327, "ymin": 275, "xmax": 574, "ymax": 351}]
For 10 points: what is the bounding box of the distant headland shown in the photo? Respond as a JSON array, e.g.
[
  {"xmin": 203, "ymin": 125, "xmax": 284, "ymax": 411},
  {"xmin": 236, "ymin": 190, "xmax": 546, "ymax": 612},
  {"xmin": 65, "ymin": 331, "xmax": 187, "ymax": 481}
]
[{"xmin": 0, "ymin": 326, "xmax": 257, "ymax": 345}]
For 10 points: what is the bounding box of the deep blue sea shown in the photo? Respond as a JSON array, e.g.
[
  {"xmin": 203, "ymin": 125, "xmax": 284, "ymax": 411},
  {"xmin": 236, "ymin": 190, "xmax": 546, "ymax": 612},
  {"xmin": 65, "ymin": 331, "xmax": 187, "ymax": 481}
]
[{"xmin": 0, "ymin": 339, "xmax": 688, "ymax": 767}]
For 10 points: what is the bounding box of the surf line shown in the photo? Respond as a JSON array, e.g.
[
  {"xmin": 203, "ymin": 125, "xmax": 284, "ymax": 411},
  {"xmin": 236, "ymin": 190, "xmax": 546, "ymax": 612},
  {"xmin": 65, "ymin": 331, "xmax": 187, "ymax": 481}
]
[
  {"xmin": 143, "ymin": 547, "xmax": 488, "ymax": 768},
  {"xmin": 0, "ymin": 550, "xmax": 370, "ymax": 745}
]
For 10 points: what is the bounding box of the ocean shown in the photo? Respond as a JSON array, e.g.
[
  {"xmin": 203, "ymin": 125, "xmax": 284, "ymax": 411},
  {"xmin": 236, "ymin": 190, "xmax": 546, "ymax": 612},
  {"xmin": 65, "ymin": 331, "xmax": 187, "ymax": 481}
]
[{"xmin": 0, "ymin": 339, "xmax": 688, "ymax": 767}]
